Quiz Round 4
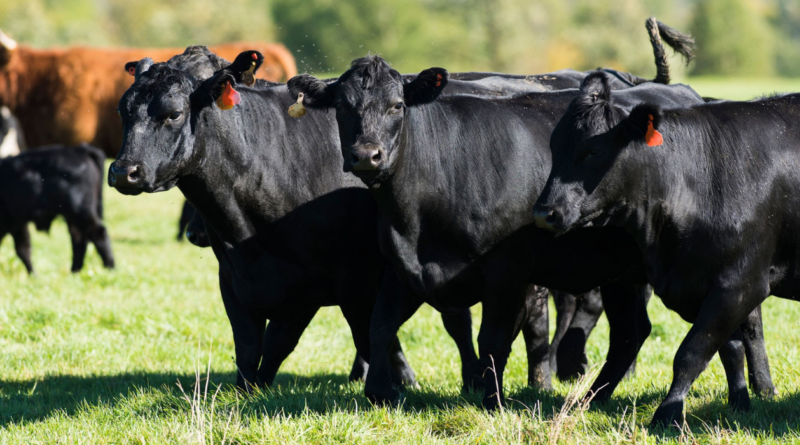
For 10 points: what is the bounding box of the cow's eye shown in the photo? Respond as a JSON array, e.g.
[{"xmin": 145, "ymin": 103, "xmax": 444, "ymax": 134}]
[
  {"xmin": 394, "ymin": 102, "xmax": 404, "ymax": 110},
  {"xmin": 169, "ymin": 111, "xmax": 182, "ymax": 121},
  {"xmin": 117, "ymin": 109, "xmax": 121, "ymax": 117},
  {"xmin": 588, "ymin": 146, "xmax": 602, "ymax": 156},
  {"xmin": 335, "ymin": 102, "xmax": 343, "ymax": 110}
]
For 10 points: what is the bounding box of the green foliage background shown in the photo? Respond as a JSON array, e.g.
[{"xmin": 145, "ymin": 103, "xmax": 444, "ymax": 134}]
[{"xmin": 1, "ymin": 0, "xmax": 798, "ymax": 76}]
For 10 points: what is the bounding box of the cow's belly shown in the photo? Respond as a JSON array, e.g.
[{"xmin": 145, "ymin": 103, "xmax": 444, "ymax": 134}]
[{"xmin": 220, "ymin": 247, "xmax": 331, "ymax": 317}]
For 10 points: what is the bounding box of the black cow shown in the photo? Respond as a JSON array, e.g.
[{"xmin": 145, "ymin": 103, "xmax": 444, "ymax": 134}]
[
  {"xmin": 286, "ymin": 55, "xmax": 775, "ymax": 411},
  {"xmin": 533, "ymin": 72, "xmax": 794, "ymax": 427},
  {"xmin": 162, "ymin": 24, "xmax": 688, "ymax": 379},
  {"xmin": 110, "ymin": 52, "xmax": 513, "ymax": 392},
  {"xmin": 146, "ymin": 45, "xmax": 652, "ymax": 386},
  {"xmin": 0, "ymin": 143, "xmax": 114, "ymax": 273}
]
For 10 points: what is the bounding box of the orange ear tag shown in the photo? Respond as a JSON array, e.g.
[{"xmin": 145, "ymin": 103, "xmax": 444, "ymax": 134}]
[
  {"xmin": 645, "ymin": 114, "xmax": 663, "ymax": 147},
  {"xmin": 216, "ymin": 81, "xmax": 241, "ymax": 110}
]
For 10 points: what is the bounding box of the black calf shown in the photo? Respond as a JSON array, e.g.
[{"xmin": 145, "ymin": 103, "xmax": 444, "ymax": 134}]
[{"xmin": 0, "ymin": 144, "xmax": 114, "ymax": 273}]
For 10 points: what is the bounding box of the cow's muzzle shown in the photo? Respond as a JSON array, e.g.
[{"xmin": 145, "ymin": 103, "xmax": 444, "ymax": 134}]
[
  {"xmin": 109, "ymin": 161, "xmax": 143, "ymax": 191},
  {"xmin": 350, "ymin": 145, "xmax": 385, "ymax": 171},
  {"xmin": 532, "ymin": 204, "xmax": 560, "ymax": 232}
]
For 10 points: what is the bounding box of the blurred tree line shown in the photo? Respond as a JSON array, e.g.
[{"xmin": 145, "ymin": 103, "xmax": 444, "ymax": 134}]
[{"xmin": 1, "ymin": 0, "xmax": 798, "ymax": 76}]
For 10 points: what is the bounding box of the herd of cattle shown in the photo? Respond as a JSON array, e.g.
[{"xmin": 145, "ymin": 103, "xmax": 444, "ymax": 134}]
[{"xmin": 0, "ymin": 17, "xmax": 795, "ymax": 428}]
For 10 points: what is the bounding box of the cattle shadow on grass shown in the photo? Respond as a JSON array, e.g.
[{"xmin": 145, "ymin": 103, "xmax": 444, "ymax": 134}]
[
  {"xmin": 3, "ymin": 371, "xmax": 800, "ymax": 438},
  {"xmin": 0, "ymin": 371, "xmax": 233, "ymax": 426}
]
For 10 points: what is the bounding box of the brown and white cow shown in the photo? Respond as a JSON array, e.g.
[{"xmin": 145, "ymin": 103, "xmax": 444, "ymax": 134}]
[{"xmin": 0, "ymin": 29, "xmax": 296, "ymax": 157}]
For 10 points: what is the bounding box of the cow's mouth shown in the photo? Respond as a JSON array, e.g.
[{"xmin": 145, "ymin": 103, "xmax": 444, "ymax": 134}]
[
  {"xmin": 111, "ymin": 184, "xmax": 144, "ymax": 196},
  {"xmin": 353, "ymin": 169, "xmax": 389, "ymax": 188}
]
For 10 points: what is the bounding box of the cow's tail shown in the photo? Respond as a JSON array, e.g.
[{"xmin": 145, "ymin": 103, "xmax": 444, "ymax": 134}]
[
  {"xmin": 646, "ymin": 17, "xmax": 695, "ymax": 85},
  {"xmin": 82, "ymin": 143, "xmax": 107, "ymax": 219},
  {"xmin": 622, "ymin": 17, "xmax": 695, "ymax": 86}
]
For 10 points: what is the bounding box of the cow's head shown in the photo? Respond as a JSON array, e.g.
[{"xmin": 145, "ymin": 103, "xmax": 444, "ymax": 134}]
[
  {"xmin": 287, "ymin": 55, "xmax": 447, "ymax": 186},
  {"xmin": 533, "ymin": 71, "xmax": 663, "ymax": 233},
  {"xmin": 110, "ymin": 51, "xmax": 263, "ymax": 195},
  {"xmin": 0, "ymin": 29, "xmax": 18, "ymax": 70}
]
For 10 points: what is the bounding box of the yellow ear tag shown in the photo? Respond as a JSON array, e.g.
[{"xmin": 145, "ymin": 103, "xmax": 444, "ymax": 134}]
[
  {"xmin": 288, "ymin": 93, "xmax": 307, "ymax": 118},
  {"xmin": 241, "ymin": 61, "xmax": 257, "ymax": 87}
]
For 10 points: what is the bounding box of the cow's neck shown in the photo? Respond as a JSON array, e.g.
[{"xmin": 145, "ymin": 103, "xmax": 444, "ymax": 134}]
[
  {"xmin": 366, "ymin": 99, "xmax": 553, "ymax": 292},
  {"xmin": 180, "ymin": 87, "xmax": 343, "ymax": 244}
]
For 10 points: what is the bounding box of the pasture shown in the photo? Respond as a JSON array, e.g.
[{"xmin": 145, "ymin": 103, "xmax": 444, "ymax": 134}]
[{"xmin": 1, "ymin": 79, "xmax": 800, "ymax": 444}]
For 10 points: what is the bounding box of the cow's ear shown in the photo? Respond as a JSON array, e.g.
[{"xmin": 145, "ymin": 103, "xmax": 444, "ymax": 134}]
[
  {"xmin": 134, "ymin": 58, "xmax": 154, "ymax": 81},
  {"xmin": 614, "ymin": 104, "xmax": 663, "ymax": 147},
  {"xmin": 579, "ymin": 71, "xmax": 611, "ymax": 103},
  {"xmin": 404, "ymin": 68, "xmax": 448, "ymax": 106},
  {"xmin": 225, "ymin": 50, "xmax": 263, "ymax": 86},
  {"xmin": 287, "ymin": 74, "xmax": 336, "ymax": 109},
  {"xmin": 124, "ymin": 61, "xmax": 138, "ymax": 77},
  {"xmin": 202, "ymin": 71, "xmax": 240, "ymax": 111}
]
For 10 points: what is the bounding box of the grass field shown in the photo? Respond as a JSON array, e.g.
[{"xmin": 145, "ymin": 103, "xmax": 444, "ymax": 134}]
[{"xmin": 2, "ymin": 79, "xmax": 800, "ymax": 444}]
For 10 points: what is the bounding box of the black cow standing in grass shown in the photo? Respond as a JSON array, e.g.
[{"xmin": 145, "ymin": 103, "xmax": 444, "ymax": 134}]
[
  {"xmin": 0, "ymin": 143, "xmax": 114, "ymax": 273},
  {"xmin": 533, "ymin": 72, "xmax": 795, "ymax": 428},
  {"xmin": 162, "ymin": 19, "xmax": 694, "ymax": 381},
  {"xmin": 109, "ymin": 52, "xmax": 496, "ymax": 391},
  {"xmin": 139, "ymin": 40, "xmax": 676, "ymax": 387},
  {"xmin": 286, "ymin": 55, "xmax": 775, "ymax": 411},
  {"xmin": 131, "ymin": 46, "xmax": 597, "ymax": 389}
]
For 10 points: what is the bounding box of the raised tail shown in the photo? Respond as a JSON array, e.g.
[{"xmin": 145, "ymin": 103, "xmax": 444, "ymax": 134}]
[{"xmin": 646, "ymin": 17, "xmax": 695, "ymax": 84}]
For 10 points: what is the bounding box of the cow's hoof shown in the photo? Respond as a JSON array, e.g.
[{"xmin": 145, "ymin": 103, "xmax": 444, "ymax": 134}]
[
  {"xmin": 752, "ymin": 384, "xmax": 778, "ymax": 399},
  {"xmin": 366, "ymin": 387, "xmax": 402, "ymax": 408},
  {"xmin": 729, "ymin": 389, "xmax": 751, "ymax": 412},
  {"xmin": 482, "ymin": 394, "xmax": 505, "ymax": 412},
  {"xmin": 462, "ymin": 374, "xmax": 485, "ymax": 392},
  {"xmin": 399, "ymin": 380, "xmax": 420, "ymax": 391},
  {"xmin": 586, "ymin": 388, "xmax": 611, "ymax": 405},
  {"xmin": 649, "ymin": 401, "xmax": 683, "ymax": 430}
]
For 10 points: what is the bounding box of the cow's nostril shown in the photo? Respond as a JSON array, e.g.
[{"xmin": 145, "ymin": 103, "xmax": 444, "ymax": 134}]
[
  {"xmin": 371, "ymin": 151, "xmax": 382, "ymax": 162},
  {"xmin": 128, "ymin": 166, "xmax": 141, "ymax": 181},
  {"xmin": 545, "ymin": 211, "xmax": 557, "ymax": 224},
  {"xmin": 351, "ymin": 154, "xmax": 359, "ymax": 165}
]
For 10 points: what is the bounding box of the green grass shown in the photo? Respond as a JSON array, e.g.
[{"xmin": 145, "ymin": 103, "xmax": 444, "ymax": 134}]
[
  {"xmin": 679, "ymin": 76, "xmax": 800, "ymax": 100},
  {"xmin": 3, "ymin": 80, "xmax": 800, "ymax": 443}
]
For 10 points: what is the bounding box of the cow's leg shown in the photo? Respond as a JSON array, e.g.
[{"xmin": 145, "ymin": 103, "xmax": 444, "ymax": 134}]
[
  {"xmin": 550, "ymin": 290, "xmax": 577, "ymax": 375},
  {"xmin": 387, "ymin": 338, "xmax": 418, "ymax": 389},
  {"xmin": 256, "ymin": 309, "xmax": 318, "ymax": 387},
  {"xmin": 10, "ymin": 225, "xmax": 33, "ymax": 274},
  {"xmin": 67, "ymin": 223, "xmax": 89, "ymax": 272},
  {"xmin": 87, "ymin": 224, "xmax": 115, "ymax": 269},
  {"xmin": 622, "ymin": 287, "xmax": 653, "ymax": 380},
  {"xmin": 521, "ymin": 285, "xmax": 552, "ymax": 389},
  {"xmin": 219, "ymin": 273, "xmax": 266, "ymax": 392},
  {"xmin": 340, "ymin": 296, "xmax": 418, "ymax": 389},
  {"xmin": 587, "ymin": 284, "xmax": 651, "ymax": 403},
  {"xmin": 349, "ymin": 353, "xmax": 369, "ymax": 382},
  {"xmin": 739, "ymin": 305, "xmax": 776, "ymax": 398},
  {"xmin": 717, "ymin": 328, "xmax": 751, "ymax": 412},
  {"xmin": 177, "ymin": 201, "xmax": 194, "ymax": 241},
  {"xmin": 650, "ymin": 288, "xmax": 763, "ymax": 429},
  {"xmin": 477, "ymin": 281, "xmax": 529, "ymax": 411},
  {"xmin": 440, "ymin": 309, "xmax": 481, "ymax": 391},
  {"xmin": 556, "ymin": 288, "xmax": 603, "ymax": 381},
  {"xmin": 364, "ymin": 270, "xmax": 423, "ymax": 406}
]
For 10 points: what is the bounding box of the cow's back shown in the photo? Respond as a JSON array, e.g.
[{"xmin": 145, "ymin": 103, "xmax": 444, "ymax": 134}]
[{"xmin": 0, "ymin": 145, "xmax": 102, "ymax": 228}]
